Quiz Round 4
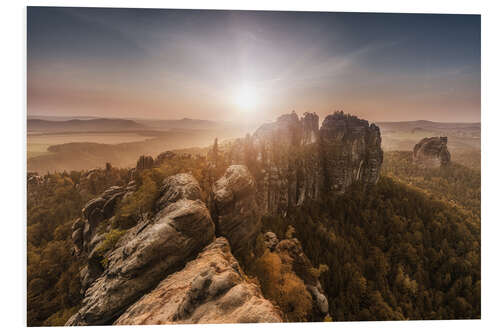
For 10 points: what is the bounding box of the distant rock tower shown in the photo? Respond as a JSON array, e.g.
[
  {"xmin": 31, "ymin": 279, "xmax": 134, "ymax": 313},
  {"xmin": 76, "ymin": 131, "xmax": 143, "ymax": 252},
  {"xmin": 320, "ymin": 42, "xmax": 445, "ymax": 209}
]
[{"xmin": 413, "ymin": 137, "xmax": 451, "ymax": 167}]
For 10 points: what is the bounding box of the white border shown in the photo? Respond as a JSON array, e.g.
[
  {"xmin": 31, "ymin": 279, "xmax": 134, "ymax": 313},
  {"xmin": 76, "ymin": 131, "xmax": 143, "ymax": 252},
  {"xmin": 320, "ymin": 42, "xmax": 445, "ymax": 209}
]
[{"xmin": 2, "ymin": 1, "xmax": 499, "ymax": 332}]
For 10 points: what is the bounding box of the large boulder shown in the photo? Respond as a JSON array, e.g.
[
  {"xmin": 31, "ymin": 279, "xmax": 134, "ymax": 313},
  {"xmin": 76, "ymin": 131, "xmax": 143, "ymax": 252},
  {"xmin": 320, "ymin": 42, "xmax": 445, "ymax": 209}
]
[
  {"xmin": 413, "ymin": 137, "xmax": 451, "ymax": 167},
  {"xmin": 156, "ymin": 173, "xmax": 203, "ymax": 211},
  {"xmin": 66, "ymin": 174, "xmax": 215, "ymax": 326},
  {"xmin": 212, "ymin": 165, "xmax": 261, "ymax": 258},
  {"xmin": 114, "ymin": 237, "xmax": 282, "ymax": 324}
]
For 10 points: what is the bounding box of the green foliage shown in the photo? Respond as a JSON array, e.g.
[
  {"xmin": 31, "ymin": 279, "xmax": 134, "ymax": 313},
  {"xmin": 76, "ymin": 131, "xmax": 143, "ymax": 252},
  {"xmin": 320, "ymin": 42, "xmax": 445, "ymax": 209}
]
[
  {"xmin": 262, "ymin": 176, "xmax": 480, "ymax": 321},
  {"xmin": 94, "ymin": 229, "xmax": 127, "ymax": 266},
  {"xmin": 309, "ymin": 264, "xmax": 329, "ymax": 279},
  {"xmin": 382, "ymin": 151, "xmax": 480, "ymax": 218},
  {"xmin": 27, "ymin": 167, "xmax": 128, "ymax": 326},
  {"xmin": 116, "ymin": 173, "xmax": 159, "ymax": 228}
]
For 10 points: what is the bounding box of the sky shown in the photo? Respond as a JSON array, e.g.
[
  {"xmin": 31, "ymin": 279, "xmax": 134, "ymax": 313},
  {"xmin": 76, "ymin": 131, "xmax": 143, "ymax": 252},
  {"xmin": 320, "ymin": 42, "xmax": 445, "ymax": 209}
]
[{"xmin": 27, "ymin": 7, "xmax": 481, "ymax": 123}]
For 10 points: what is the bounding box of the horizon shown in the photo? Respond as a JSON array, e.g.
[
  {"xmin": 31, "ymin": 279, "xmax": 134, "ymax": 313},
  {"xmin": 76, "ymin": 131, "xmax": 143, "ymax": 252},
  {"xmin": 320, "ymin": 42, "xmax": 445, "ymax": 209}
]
[
  {"xmin": 28, "ymin": 7, "xmax": 480, "ymax": 123},
  {"xmin": 27, "ymin": 113, "xmax": 481, "ymax": 125}
]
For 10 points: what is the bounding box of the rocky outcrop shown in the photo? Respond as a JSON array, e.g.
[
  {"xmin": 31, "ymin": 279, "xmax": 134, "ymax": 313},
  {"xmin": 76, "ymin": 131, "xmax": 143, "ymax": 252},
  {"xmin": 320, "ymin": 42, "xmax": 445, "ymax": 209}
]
[
  {"xmin": 136, "ymin": 155, "xmax": 154, "ymax": 171},
  {"xmin": 211, "ymin": 165, "xmax": 261, "ymax": 258},
  {"xmin": 264, "ymin": 232, "xmax": 329, "ymax": 319},
  {"xmin": 67, "ymin": 174, "xmax": 215, "ymax": 326},
  {"xmin": 413, "ymin": 137, "xmax": 451, "ymax": 167},
  {"xmin": 263, "ymin": 231, "xmax": 279, "ymax": 251},
  {"xmin": 226, "ymin": 111, "xmax": 383, "ymax": 215},
  {"xmin": 319, "ymin": 112, "xmax": 383, "ymax": 194},
  {"xmin": 72, "ymin": 185, "xmax": 134, "ymax": 256},
  {"xmin": 115, "ymin": 237, "xmax": 282, "ymax": 325},
  {"xmin": 156, "ymin": 173, "xmax": 203, "ymax": 211}
]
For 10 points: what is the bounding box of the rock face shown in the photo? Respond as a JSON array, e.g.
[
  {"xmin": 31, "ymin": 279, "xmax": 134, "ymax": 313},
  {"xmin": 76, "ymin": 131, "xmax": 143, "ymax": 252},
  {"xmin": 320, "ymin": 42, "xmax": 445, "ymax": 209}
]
[
  {"xmin": 413, "ymin": 137, "xmax": 451, "ymax": 167},
  {"xmin": 227, "ymin": 111, "xmax": 383, "ymax": 215},
  {"xmin": 264, "ymin": 232, "xmax": 329, "ymax": 319},
  {"xmin": 72, "ymin": 185, "xmax": 134, "ymax": 258},
  {"xmin": 319, "ymin": 112, "xmax": 383, "ymax": 194},
  {"xmin": 211, "ymin": 165, "xmax": 261, "ymax": 258},
  {"xmin": 67, "ymin": 174, "xmax": 215, "ymax": 326},
  {"xmin": 115, "ymin": 237, "xmax": 282, "ymax": 325}
]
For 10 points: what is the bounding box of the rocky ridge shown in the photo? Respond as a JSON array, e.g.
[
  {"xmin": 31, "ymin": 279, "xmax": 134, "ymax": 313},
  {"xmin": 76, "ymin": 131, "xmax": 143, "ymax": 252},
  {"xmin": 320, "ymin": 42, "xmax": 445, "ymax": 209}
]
[
  {"xmin": 115, "ymin": 237, "xmax": 282, "ymax": 324},
  {"xmin": 67, "ymin": 173, "xmax": 216, "ymax": 325},
  {"xmin": 67, "ymin": 166, "xmax": 283, "ymax": 325},
  {"xmin": 224, "ymin": 111, "xmax": 383, "ymax": 215}
]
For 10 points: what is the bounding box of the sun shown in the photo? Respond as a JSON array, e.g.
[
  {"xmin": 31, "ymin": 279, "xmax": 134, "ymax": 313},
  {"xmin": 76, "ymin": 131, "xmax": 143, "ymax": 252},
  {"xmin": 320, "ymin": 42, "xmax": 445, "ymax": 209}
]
[{"xmin": 234, "ymin": 86, "xmax": 258, "ymax": 112}]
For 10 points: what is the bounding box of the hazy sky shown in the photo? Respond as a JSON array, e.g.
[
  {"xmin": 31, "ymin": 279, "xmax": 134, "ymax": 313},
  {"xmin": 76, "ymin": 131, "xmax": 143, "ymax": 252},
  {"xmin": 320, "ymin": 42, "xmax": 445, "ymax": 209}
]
[{"xmin": 27, "ymin": 7, "xmax": 481, "ymax": 123}]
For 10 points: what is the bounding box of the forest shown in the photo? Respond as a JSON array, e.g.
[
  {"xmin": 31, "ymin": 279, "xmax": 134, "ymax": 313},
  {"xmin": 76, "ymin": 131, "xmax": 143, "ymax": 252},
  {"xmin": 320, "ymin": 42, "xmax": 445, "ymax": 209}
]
[
  {"xmin": 260, "ymin": 176, "xmax": 480, "ymax": 320},
  {"xmin": 382, "ymin": 151, "xmax": 480, "ymax": 218}
]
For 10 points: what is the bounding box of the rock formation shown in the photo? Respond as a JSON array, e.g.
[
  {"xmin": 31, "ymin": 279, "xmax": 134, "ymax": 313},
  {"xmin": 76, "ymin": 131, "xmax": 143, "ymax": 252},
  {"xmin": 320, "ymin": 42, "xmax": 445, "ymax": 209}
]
[
  {"xmin": 67, "ymin": 174, "xmax": 215, "ymax": 325},
  {"xmin": 72, "ymin": 184, "xmax": 135, "ymax": 257},
  {"xmin": 413, "ymin": 137, "xmax": 451, "ymax": 167},
  {"xmin": 211, "ymin": 165, "xmax": 261, "ymax": 258},
  {"xmin": 226, "ymin": 111, "xmax": 383, "ymax": 215},
  {"xmin": 136, "ymin": 155, "xmax": 154, "ymax": 171},
  {"xmin": 115, "ymin": 237, "xmax": 282, "ymax": 324},
  {"xmin": 319, "ymin": 112, "xmax": 383, "ymax": 194}
]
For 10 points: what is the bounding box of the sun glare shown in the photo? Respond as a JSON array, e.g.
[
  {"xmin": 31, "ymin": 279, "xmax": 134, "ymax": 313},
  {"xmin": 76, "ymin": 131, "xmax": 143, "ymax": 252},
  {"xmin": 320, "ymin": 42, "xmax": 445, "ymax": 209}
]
[{"xmin": 234, "ymin": 86, "xmax": 258, "ymax": 112}]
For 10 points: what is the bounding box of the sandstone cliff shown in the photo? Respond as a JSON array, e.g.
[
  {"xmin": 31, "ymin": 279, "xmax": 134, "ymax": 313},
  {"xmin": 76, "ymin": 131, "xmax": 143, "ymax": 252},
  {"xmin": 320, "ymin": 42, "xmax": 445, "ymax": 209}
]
[
  {"xmin": 211, "ymin": 165, "xmax": 261, "ymax": 258},
  {"xmin": 413, "ymin": 137, "xmax": 451, "ymax": 167},
  {"xmin": 224, "ymin": 111, "xmax": 383, "ymax": 215},
  {"xmin": 115, "ymin": 237, "xmax": 282, "ymax": 324}
]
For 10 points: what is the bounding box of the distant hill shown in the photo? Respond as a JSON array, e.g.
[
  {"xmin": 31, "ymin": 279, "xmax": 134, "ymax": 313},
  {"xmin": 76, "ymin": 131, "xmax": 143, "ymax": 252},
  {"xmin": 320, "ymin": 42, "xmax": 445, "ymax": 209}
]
[
  {"xmin": 378, "ymin": 120, "xmax": 480, "ymax": 132},
  {"xmin": 28, "ymin": 118, "xmax": 148, "ymax": 133},
  {"xmin": 134, "ymin": 117, "xmax": 231, "ymax": 130}
]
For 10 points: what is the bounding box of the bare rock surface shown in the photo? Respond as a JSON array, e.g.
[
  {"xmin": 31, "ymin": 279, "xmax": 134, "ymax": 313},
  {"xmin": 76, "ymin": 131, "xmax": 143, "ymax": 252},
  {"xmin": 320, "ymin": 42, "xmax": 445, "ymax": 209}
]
[
  {"xmin": 212, "ymin": 165, "xmax": 261, "ymax": 257},
  {"xmin": 319, "ymin": 112, "xmax": 383, "ymax": 194},
  {"xmin": 156, "ymin": 173, "xmax": 203, "ymax": 211},
  {"xmin": 115, "ymin": 237, "xmax": 282, "ymax": 325},
  {"xmin": 66, "ymin": 174, "xmax": 215, "ymax": 326},
  {"xmin": 413, "ymin": 136, "xmax": 451, "ymax": 167}
]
